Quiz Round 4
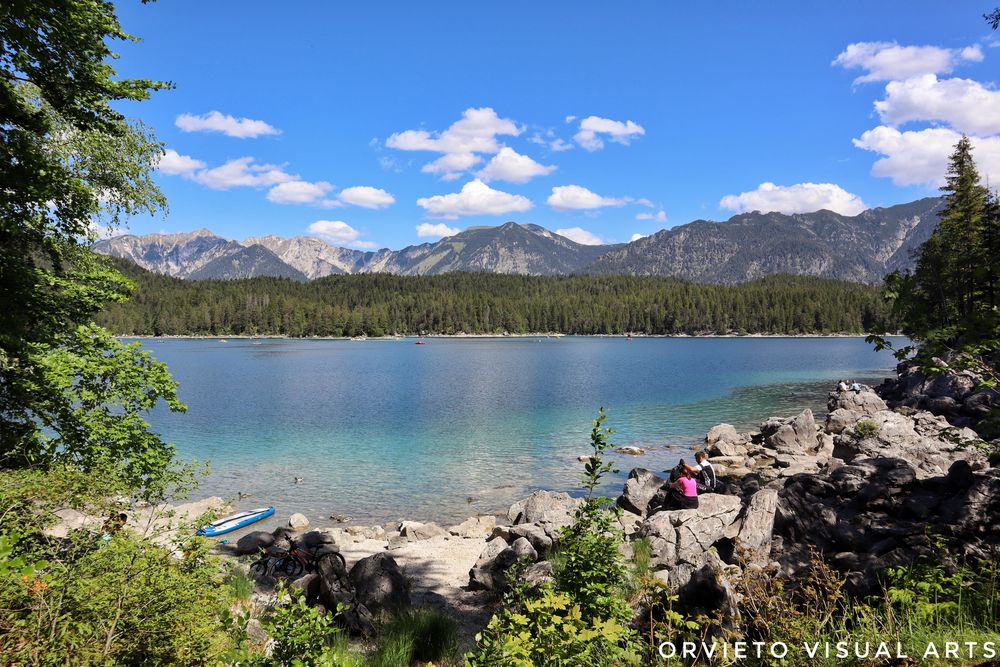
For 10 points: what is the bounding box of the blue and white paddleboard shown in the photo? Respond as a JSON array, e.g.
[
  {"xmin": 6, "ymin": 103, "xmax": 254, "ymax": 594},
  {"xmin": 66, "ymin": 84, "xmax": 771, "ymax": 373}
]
[{"xmin": 196, "ymin": 506, "xmax": 275, "ymax": 537}]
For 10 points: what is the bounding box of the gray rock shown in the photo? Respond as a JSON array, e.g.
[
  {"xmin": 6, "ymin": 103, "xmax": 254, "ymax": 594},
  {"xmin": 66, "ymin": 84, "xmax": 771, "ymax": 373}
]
[
  {"xmin": 510, "ymin": 536, "xmax": 538, "ymax": 562},
  {"xmin": 523, "ymin": 561, "xmax": 554, "ymax": 586},
  {"xmin": 349, "ymin": 553, "xmax": 410, "ymax": 614},
  {"xmin": 828, "ymin": 387, "xmax": 887, "ymax": 415},
  {"xmin": 509, "ymin": 523, "xmax": 554, "ymax": 557},
  {"xmin": 235, "ymin": 530, "xmax": 274, "ymax": 556},
  {"xmin": 706, "ymin": 423, "xmax": 740, "ymax": 445},
  {"xmin": 765, "ymin": 409, "xmax": 819, "ymax": 455},
  {"xmin": 736, "ymin": 489, "xmax": 778, "ymax": 563},
  {"xmin": 507, "ymin": 490, "xmax": 581, "ymax": 529},
  {"xmin": 316, "ymin": 552, "xmax": 374, "ymax": 635},
  {"xmin": 825, "ymin": 408, "xmax": 861, "ymax": 435},
  {"xmin": 288, "ymin": 513, "xmax": 309, "ymax": 530},
  {"xmin": 637, "ymin": 494, "xmax": 743, "ymax": 569},
  {"xmin": 399, "ymin": 521, "xmax": 448, "ymax": 540},
  {"xmin": 617, "ymin": 468, "xmax": 667, "ymax": 516},
  {"xmin": 448, "ymin": 515, "xmax": 497, "ymax": 539}
]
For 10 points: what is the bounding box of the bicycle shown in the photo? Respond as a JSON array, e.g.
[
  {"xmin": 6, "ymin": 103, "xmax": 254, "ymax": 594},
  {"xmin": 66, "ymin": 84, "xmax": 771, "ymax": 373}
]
[{"xmin": 250, "ymin": 538, "xmax": 345, "ymax": 578}]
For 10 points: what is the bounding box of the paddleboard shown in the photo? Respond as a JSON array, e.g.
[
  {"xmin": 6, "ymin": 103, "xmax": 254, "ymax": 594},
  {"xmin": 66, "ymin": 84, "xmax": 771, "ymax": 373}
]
[{"xmin": 196, "ymin": 506, "xmax": 274, "ymax": 537}]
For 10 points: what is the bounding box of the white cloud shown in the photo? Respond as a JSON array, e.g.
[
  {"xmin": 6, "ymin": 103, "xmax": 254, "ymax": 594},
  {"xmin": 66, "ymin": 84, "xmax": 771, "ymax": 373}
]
[
  {"xmin": 630, "ymin": 233, "xmax": 648, "ymax": 242},
  {"xmin": 719, "ymin": 182, "xmax": 868, "ymax": 216},
  {"xmin": 832, "ymin": 42, "xmax": 983, "ymax": 84},
  {"xmin": 266, "ymin": 180, "xmax": 334, "ymax": 205},
  {"xmin": 189, "ymin": 157, "xmax": 295, "ymax": 190},
  {"xmin": 387, "ymin": 107, "xmax": 522, "ymax": 179},
  {"xmin": 307, "ymin": 220, "xmax": 373, "ymax": 248},
  {"xmin": 421, "ymin": 152, "xmax": 482, "ymax": 180},
  {"xmin": 556, "ymin": 227, "xmax": 604, "ymax": 245},
  {"xmin": 874, "ymin": 74, "xmax": 1000, "ymax": 135},
  {"xmin": 547, "ymin": 184, "xmax": 627, "ymax": 211},
  {"xmin": 416, "ymin": 179, "xmax": 533, "ymax": 219},
  {"xmin": 416, "ymin": 222, "xmax": 461, "ymax": 238},
  {"xmin": 157, "ymin": 149, "xmax": 205, "ymax": 175},
  {"xmin": 853, "ymin": 126, "xmax": 1000, "ymax": 187},
  {"xmin": 635, "ymin": 198, "xmax": 655, "ymax": 208},
  {"xmin": 565, "ymin": 115, "xmax": 577, "ymax": 124},
  {"xmin": 573, "ymin": 116, "xmax": 645, "ymax": 151},
  {"xmin": 338, "ymin": 186, "xmax": 395, "ymax": 209},
  {"xmin": 175, "ymin": 111, "xmax": 280, "ymax": 139},
  {"xmin": 550, "ymin": 138, "xmax": 573, "ymax": 152},
  {"xmin": 636, "ymin": 210, "xmax": 667, "ymax": 222},
  {"xmin": 476, "ymin": 147, "xmax": 556, "ymax": 183}
]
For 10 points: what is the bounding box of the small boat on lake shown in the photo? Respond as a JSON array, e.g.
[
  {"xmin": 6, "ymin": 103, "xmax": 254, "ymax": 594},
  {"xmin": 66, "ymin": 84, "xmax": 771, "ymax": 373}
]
[
  {"xmin": 196, "ymin": 506, "xmax": 274, "ymax": 537},
  {"xmin": 415, "ymin": 341, "xmax": 426, "ymax": 345}
]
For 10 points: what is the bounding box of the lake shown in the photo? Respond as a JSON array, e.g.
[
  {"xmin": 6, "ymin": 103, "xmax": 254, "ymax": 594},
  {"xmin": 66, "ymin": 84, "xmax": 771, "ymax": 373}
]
[{"xmin": 136, "ymin": 336, "xmax": 903, "ymax": 525}]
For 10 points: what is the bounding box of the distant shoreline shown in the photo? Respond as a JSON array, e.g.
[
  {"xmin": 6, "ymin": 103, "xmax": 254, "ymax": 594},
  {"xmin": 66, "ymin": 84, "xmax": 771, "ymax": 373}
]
[{"xmin": 120, "ymin": 332, "xmax": 898, "ymax": 340}]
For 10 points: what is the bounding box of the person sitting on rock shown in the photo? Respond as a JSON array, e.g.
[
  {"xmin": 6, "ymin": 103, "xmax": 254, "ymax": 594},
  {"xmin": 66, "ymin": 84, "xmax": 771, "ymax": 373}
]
[
  {"xmin": 667, "ymin": 458, "xmax": 688, "ymax": 483},
  {"xmin": 694, "ymin": 451, "xmax": 717, "ymax": 494},
  {"xmin": 849, "ymin": 380, "xmax": 862, "ymax": 393},
  {"xmin": 664, "ymin": 467, "xmax": 699, "ymax": 511},
  {"xmin": 837, "ymin": 379, "xmax": 849, "ymax": 392}
]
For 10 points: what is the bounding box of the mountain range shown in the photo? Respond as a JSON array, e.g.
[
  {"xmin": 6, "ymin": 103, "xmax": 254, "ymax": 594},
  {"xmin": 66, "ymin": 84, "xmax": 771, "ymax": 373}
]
[{"xmin": 93, "ymin": 197, "xmax": 945, "ymax": 284}]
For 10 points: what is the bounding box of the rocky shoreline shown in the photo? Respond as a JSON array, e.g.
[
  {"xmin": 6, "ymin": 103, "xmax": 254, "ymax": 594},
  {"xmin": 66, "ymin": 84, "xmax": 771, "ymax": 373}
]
[{"xmin": 47, "ymin": 369, "xmax": 998, "ymax": 651}]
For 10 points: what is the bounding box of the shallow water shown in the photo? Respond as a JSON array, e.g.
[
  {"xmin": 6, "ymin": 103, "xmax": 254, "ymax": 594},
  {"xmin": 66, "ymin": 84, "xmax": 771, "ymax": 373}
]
[{"xmin": 136, "ymin": 336, "xmax": 903, "ymax": 524}]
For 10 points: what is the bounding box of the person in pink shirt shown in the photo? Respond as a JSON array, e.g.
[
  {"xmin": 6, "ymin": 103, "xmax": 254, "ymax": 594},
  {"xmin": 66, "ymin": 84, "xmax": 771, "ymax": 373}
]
[{"xmin": 666, "ymin": 467, "xmax": 699, "ymax": 510}]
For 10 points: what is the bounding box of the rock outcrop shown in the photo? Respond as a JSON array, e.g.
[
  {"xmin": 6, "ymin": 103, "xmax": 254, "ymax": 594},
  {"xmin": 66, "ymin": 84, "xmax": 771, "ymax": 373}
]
[{"xmin": 878, "ymin": 359, "xmax": 997, "ymax": 433}]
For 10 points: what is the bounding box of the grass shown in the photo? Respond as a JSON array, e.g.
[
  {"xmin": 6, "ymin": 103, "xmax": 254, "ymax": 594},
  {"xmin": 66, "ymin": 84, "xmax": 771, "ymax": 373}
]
[
  {"xmin": 224, "ymin": 566, "xmax": 256, "ymax": 603},
  {"xmin": 368, "ymin": 608, "xmax": 460, "ymax": 667}
]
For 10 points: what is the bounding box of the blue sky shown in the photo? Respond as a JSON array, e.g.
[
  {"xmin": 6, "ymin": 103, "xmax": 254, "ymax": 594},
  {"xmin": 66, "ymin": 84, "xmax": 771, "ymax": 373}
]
[{"xmin": 111, "ymin": 1, "xmax": 1000, "ymax": 249}]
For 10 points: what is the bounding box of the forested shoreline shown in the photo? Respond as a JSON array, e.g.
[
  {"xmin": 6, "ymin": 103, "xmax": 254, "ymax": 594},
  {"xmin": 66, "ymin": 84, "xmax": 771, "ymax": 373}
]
[{"xmin": 96, "ymin": 260, "xmax": 897, "ymax": 337}]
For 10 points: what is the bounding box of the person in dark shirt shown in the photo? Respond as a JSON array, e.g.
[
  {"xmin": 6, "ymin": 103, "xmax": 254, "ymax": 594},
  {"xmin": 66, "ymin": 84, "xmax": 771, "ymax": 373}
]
[{"xmin": 694, "ymin": 451, "xmax": 717, "ymax": 494}]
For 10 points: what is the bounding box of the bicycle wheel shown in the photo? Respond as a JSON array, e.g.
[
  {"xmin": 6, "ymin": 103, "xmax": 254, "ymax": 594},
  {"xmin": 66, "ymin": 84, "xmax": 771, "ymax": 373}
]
[
  {"xmin": 250, "ymin": 557, "xmax": 270, "ymax": 577},
  {"xmin": 281, "ymin": 556, "xmax": 304, "ymax": 578}
]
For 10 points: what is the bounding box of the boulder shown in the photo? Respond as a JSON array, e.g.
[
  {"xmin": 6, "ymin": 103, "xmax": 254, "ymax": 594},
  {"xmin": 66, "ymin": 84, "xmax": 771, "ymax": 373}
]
[
  {"xmin": 764, "ymin": 409, "xmax": 819, "ymax": 455},
  {"xmin": 399, "ymin": 521, "xmax": 448, "ymax": 540},
  {"xmin": 507, "ymin": 491, "xmax": 581, "ymax": 529},
  {"xmin": 510, "ymin": 536, "xmax": 538, "ymax": 562},
  {"xmin": 448, "ymin": 515, "xmax": 497, "ymax": 539},
  {"xmin": 298, "ymin": 530, "xmax": 337, "ymax": 552},
  {"xmin": 468, "ymin": 537, "xmax": 511, "ymax": 591},
  {"xmin": 828, "ymin": 388, "xmax": 887, "ymax": 415},
  {"xmin": 825, "ymin": 408, "xmax": 861, "ymax": 435},
  {"xmin": 235, "ymin": 530, "xmax": 274, "ymax": 556},
  {"xmin": 617, "ymin": 468, "xmax": 667, "ymax": 516},
  {"xmin": 636, "ymin": 494, "xmax": 743, "ymax": 569},
  {"xmin": 615, "ymin": 446, "xmax": 646, "ymax": 456},
  {"xmin": 349, "ymin": 553, "xmax": 410, "ymax": 614},
  {"xmin": 509, "ymin": 523, "xmax": 554, "ymax": 557},
  {"xmin": 706, "ymin": 423, "xmax": 740, "ymax": 445},
  {"xmin": 523, "ymin": 561, "xmax": 554, "ymax": 587},
  {"xmin": 735, "ymin": 489, "xmax": 778, "ymax": 563},
  {"xmin": 288, "ymin": 513, "xmax": 310, "ymax": 530},
  {"xmin": 316, "ymin": 552, "xmax": 374, "ymax": 635}
]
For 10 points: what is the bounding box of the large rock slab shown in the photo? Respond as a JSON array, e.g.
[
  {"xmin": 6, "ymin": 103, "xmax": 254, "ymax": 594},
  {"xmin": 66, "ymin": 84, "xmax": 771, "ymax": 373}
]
[
  {"xmin": 735, "ymin": 488, "xmax": 778, "ymax": 563},
  {"xmin": 448, "ymin": 515, "xmax": 496, "ymax": 539},
  {"xmin": 828, "ymin": 387, "xmax": 887, "ymax": 415},
  {"xmin": 617, "ymin": 468, "xmax": 667, "ymax": 516},
  {"xmin": 636, "ymin": 494, "xmax": 743, "ymax": 569}
]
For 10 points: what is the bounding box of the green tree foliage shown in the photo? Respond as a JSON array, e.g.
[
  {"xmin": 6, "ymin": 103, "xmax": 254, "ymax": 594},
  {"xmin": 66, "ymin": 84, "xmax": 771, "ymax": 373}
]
[
  {"xmin": 97, "ymin": 266, "xmax": 896, "ymax": 337},
  {"xmin": 1, "ymin": 1, "xmax": 185, "ymax": 487},
  {"xmin": 875, "ymin": 137, "xmax": 1000, "ymax": 359},
  {"xmin": 467, "ymin": 411, "xmax": 640, "ymax": 666}
]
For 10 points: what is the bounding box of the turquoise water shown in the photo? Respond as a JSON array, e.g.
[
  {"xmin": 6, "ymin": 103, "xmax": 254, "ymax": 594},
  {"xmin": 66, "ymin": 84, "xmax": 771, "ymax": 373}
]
[{"xmin": 137, "ymin": 336, "xmax": 902, "ymax": 524}]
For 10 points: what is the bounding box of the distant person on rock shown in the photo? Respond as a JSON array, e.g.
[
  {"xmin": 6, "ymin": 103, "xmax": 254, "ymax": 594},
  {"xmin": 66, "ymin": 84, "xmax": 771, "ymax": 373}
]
[
  {"xmin": 838, "ymin": 379, "xmax": 849, "ymax": 392},
  {"xmin": 694, "ymin": 451, "xmax": 717, "ymax": 493},
  {"xmin": 849, "ymin": 380, "xmax": 862, "ymax": 393}
]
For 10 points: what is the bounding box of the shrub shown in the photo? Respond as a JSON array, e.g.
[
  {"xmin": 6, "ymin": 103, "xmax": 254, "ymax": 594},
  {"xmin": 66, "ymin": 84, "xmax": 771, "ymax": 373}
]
[
  {"xmin": 253, "ymin": 586, "xmax": 359, "ymax": 667},
  {"xmin": 466, "ymin": 409, "xmax": 641, "ymax": 666},
  {"xmin": 854, "ymin": 419, "xmax": 880, "ymax": 439}
]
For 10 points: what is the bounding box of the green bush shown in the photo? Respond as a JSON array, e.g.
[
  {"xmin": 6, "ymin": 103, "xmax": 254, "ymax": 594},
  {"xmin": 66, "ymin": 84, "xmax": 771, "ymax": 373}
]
[
  {"xmin": 370, "ymin": 607, "xmax": 459, "ymax": 667},
  {"xmin": 854, "ymin": 419, "xmax": 880, "ymax": 439},
  {"xmin": 466, "ymin": 409, "xmax": 641, "ymax": 666},
  {"xmin": 251, "ymin": 586, "xmax": 359, "ymax": 667}
]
